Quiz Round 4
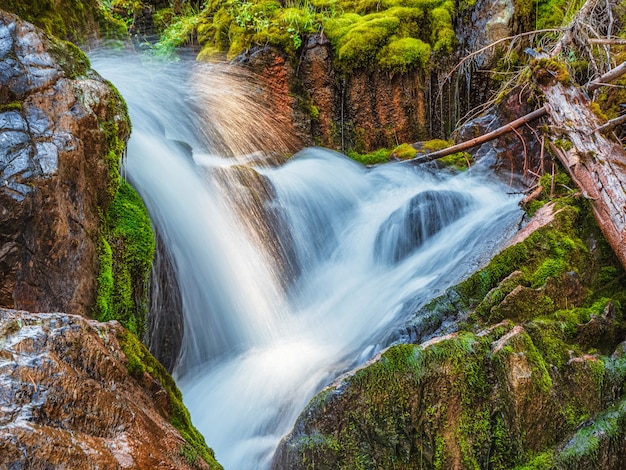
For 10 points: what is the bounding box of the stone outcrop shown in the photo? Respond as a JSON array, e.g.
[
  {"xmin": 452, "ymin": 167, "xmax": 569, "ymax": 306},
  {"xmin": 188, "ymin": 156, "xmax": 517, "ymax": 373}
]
[
  {"xmin": 273, "ymin": 195, "xmax": 626, "ymax": 469},
  {"xmin": 299, "ymin": 34, "xmax": 429, "ymax": 151},
  {"xmin": 0, "ymin": 308, "xmax": 221, "ymax": 469},
  {"xmin": 238, "ymin": 37, "xmax": 428, "ymax": 154},
  {"xmin": 0, "ymin": 10, "xmax": 130, "ymax": 316}
]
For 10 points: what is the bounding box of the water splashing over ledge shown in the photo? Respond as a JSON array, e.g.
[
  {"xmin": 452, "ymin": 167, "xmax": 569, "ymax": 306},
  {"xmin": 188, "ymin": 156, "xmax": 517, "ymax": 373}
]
[{"xmin": 91, "ymin": 52, "xmax": 523, "ymax": 469}]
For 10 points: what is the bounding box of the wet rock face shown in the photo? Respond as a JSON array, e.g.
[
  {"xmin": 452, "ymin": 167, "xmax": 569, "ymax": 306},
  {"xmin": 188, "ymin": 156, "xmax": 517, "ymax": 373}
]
[
  {"xmin": 455, "ymin": 86, "xmax": 543, "ymax": 187},
  {"xmin": 456, "ymin": 0, "xmax": 514, "ymax": 69},
  {"xmin": 0, "ymin": 308, "xmax": 209, "ymax": 469},
  {"xmin": 147, "ymin": 230, "xmax": 184, "ymax": 373},
  {"xmin": 240, "ymin": 37, "xmax": 428, "ymax": 153},
  {"xmin": 299, "ymin": 34, "xmax": 429, "ymax": 151},
  {"xmin": 0, "ymin": 11, "xmax": 128, "ymax": 315}
]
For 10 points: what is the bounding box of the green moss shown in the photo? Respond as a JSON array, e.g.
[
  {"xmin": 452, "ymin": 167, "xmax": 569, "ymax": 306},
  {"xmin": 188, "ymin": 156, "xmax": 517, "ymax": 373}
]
[
  {"xmin": 553, "ymin": 138, "xmax": 573, "ymax": 152},
  {"xmin": 0, "ymin": 102, "xmax": 23, "ymax": 113},
  {"xmin": 514, "ymin": 451, "xmax": 555, "ymax": 470},
  {"xmin": 2, "ymin": 0, "xmax": 127, "ymax": 43},
  {"xmin": 92, "ymin": 80, "xmax": 154, "ymax": 337},
  {"xmin": 391, "ymin": 143, "xmax": 417, "ymax": 159},
  {"xmin": 94, "ymin": 180, "xmax": 155, "ymax": 335},
  {"xmin": 555, "ymin": 395, "xmax": 626, "ymax": 466},
  {"xmin": 378, "ymin": 37, "xmax": 431, "ymax": 72},
  {"xmin": 347, "ymin": 148, "xmax": 392, "ymax": 165},
  {"xmin": 166, "ymin": 0, "xmax": 458, "ymax": 73},
  {"xmin": 531, "ymin": 58, "xmax": 571, "ymax": 86},
  {"xmin": 438, "ymin": 151, "xmax": 473, "ymax": 171},
  {"xmin": 48, "ymin": 38, "xmax": 90, "ymax": 79},
  {"xmin": 117, "ymin": 330, "xmax": 223, "ymax": 469},
  {"xmin": 422, "ymin": 139, "xmax": 451, "ymax": 151},
  {"xmin": 93, "ymin": 237, "xmax": 114, "ymax": 322}
]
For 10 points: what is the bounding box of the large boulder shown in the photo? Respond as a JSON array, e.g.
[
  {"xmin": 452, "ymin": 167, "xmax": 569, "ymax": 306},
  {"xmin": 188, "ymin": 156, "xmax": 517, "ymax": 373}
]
[
  {"xmin": 0, "ymin": 308, "xmax": 221, "ymax": 469},
  {"xmin": 0, "ymin": 10, "xmax": 127, "ymax": 316}
]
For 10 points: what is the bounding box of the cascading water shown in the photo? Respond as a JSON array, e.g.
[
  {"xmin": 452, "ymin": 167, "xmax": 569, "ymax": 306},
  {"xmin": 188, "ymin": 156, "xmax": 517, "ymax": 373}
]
[{"xmin": 92, "ymin": 52, "xmax": 523, "ymax": 469}]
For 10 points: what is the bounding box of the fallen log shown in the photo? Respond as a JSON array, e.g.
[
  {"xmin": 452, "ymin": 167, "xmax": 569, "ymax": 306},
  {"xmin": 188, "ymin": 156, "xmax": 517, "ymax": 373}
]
[{"xmin": 539, "ymin": 79, "xmax": 626, "ymax": 268}]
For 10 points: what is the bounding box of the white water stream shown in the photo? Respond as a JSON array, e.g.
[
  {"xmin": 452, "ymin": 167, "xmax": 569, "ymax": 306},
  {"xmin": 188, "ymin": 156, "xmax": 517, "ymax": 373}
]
[{"xmin": 92, "ymin": 52, "xmax": 522, "ymax": 469}]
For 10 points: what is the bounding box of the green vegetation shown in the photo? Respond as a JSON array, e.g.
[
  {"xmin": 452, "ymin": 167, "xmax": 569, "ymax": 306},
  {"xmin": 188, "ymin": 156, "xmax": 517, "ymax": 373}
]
[
  {"xmin": 94, "ymin": 180, "xmax": 155, "ymax": 336},
  {"xmin": 48, "ymin": 37, "xmax": 91, "ymax": 79},
  {"xmin": 153, "ymin": 5, "xmax": 205, "ymax": 57},
  {"xmin": 347, "ymin": 147, "xmax": 392, "ymax": 165},
  {"xmin": 0, "ymin": 102, "xmax": 23, "ymax": 113},
  {"xmin": 153, "ymin": 0, "xmax": 459, "ymax": 74},
  {"xmin": 2, "ymin": 0, "xmax": 127, "ymax": 42},
  {"xmin": 90, "ymin": 76, "xmax": 155, "ymax": 337},
  {"xmin": 117, "ymin": 329, "xmax": 223, "ymax": 469}
]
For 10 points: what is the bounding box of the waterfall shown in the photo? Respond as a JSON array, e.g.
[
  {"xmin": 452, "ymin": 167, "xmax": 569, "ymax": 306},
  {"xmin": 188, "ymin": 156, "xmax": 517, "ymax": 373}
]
[{"xmin": 91, "ymin": 52, "xmax": 523, "ymax": 469}]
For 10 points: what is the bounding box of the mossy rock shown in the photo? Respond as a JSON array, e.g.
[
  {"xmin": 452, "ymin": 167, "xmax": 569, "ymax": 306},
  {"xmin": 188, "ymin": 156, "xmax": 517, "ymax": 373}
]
[
  {"xmin": 117, "ymin": 329, "xmax": 223, "ymax": 469},
  {"xmin": 273, "ymin": 162, "xmax": 626, "ymax": 469},
  {"xmin": 2, "ymin": 0, "xmax": 128, "ymax": 43}
]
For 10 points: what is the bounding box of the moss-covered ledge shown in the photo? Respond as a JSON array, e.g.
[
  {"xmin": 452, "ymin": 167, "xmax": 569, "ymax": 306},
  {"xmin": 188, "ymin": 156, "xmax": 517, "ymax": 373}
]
[
  {"xmin": 272, "ymin": 174, "xmax": 626, "ymax": 469},
  {"xmin": 118, "ymin": 329, "xmax": 224, "ymax": 469},
  {"xmin": 2, "ymin": 0, "xmax": 127, "ymax": 43}
]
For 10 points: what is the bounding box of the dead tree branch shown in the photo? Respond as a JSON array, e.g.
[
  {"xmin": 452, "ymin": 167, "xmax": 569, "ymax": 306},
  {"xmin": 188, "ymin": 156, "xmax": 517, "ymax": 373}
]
[
  {"xmin": 408, "ymin": 107, "xmax": 548, "ymax": 164},
  {"xmin": 594, "ymin": 113, "xmax": 626, "ymax": 133}
]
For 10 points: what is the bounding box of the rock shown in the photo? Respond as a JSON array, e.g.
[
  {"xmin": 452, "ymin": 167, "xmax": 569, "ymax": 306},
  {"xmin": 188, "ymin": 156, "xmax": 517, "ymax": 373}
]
[
  {"xmin": 210, "ymin": 164, "xmax": 300, "ymax": 291},
  {"xmin": 0, "ymin": 308, "xmax": 221, "ymax": 469},
  {"xmin": 272, "ymin": 320, "xmax": 621, "ymax": 469},
  {"xmin": 374, "ymin": 190, "xmax": 472, "ymax": 264},
  {"xmin": 456, "ymin": 0, "xmax": 515, "ymax": 69},
  {"xmin": 146, "ymin": 229, "xmax": 184, "ymax": 373},
  {"xmin": 238, "ymin": 38, "xmax": 428, "ymax": 153},
  {"xmin": 300, "ymin": 34, "xmax": 429, "ymax": 151},
  {"xmin": 0, "ymin": 11, "xmax": 128, "ymax": 316},
  {"xmin": 453, "ymin": 86, "xmax": 544, "ymax": 187}
]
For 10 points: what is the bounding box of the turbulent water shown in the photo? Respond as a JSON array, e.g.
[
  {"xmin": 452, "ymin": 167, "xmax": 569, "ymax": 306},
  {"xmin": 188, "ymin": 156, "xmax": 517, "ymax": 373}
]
[{"xmin": 92, "ymin": 52, "xmax": 523, "ymax": 469}]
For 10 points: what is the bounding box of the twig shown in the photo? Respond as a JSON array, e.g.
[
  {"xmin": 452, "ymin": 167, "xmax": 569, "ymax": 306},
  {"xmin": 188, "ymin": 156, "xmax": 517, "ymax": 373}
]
[
  {"xmin": 594, "ymin": 113, "xmax": 626, "ymax": 133},
  {"xmin": 587, "ymin": 61, "xmax": 626, "ymax": 91},
  {"xmin": 442, "ymin": 29, "xmax": 562, "ymax": 87},
  {"xmin": 589, "ymin": 38, "xmax": 626, "ymax": 45}
]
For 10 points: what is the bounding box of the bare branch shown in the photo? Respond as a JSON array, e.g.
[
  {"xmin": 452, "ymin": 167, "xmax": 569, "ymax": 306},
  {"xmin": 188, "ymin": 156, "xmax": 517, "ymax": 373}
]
[
  {"xmin": 594, "ymin": 113, "xmax": 626, "ymax": 133},
  {"xmin": 588, "ymin": 38, "xmax": 626, "ymax": 45},
  {"xmin": 442, "ymin": 29, "xmax": 561, "ymax": 87},
  {"xmin": 408, "ymin": 107, "xmax": 548, "ymax": 164}
]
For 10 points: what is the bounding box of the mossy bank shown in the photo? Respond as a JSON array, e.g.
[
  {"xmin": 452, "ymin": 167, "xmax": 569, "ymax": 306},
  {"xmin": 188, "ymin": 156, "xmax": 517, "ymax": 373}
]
[{"xmin": 272, "ymin": 171, "xmax": 626, "ymax": 469}]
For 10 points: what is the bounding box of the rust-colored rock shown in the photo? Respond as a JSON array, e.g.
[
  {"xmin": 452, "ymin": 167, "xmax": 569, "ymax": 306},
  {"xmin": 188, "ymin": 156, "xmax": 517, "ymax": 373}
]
[
  {"xmin": 0, "ymin": 308, "xmax": 216, "ymax": 469},
  {"xmin": 299, "ymin": 34, "xmax": 428, "ymax": 151},
  {"xmin": 239, "ymin": 37, "xmax": 428, "ymax": 154},
  {"xmin": 0, "ymin": 11, "xmax": 127, "ymax": 316}
]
